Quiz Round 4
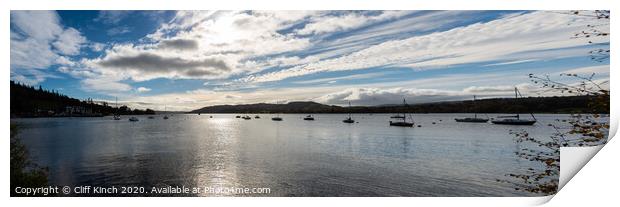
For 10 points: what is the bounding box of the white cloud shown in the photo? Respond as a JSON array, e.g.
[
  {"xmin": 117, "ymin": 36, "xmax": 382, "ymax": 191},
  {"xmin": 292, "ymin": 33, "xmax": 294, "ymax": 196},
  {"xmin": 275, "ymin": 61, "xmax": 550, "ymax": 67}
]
[
  {"xmin": 52, "ymin": 28, "xmax": 87, "ymax": 55},
  {"xmin": 559, "ymin": 65, "xmax": 609, "ymax": 76},
  {"xmin": 293, "ymin": 72, "xmax": 389, "ymax": 84},
  {"xmin": 247, "ymin": 11, "xmax": 609, "ymax": 83},
  {"xmin": 11, "ymin": 37, "xmax": 58, "ymax": 70},
  {"xmin": 10, "ymin": 10, "xmax": 88, "ymax": 84},
  {"xmin": 12, "ymin": 10, "xmax": 608, "ymax": 103},
  {"xmin": 462, "ymin": 83, "xmax": 536, "ymax": 94},
  {"xmin": 314, "ymin": 82, "xmax": 545, "ymax": 106},
  {"xmin": 81, "ymin": 78, "xmax": 132, "ymax": 93},
  {"xmin": 225, "ymin": 94, "xmax": 240, "ymax": 99},
  {"xmin": 89, "ymin": 42, "xmax": 106, "ymax": 52},
  {"xmin": 55, "ymin": 56, "xmax": 77, "ymax": 66},
  {"xmin": 296, "ymin": 11, "xmax": 411, "ymax": 35},
  {"xmin": 136, "ymin": 87, "xmax": 152, "ymax": 92},
  {"xmin": 483, "ymin": 59, "xmax": 539, "ymax": 66},
  {"xmin": 10, "ymin": 69, "xmax": 56, "ymax": 86},
  {"xmin": 107, "ymin": 26, "xmax": 131, "ymax": 36},
  {"xmin": 11, "ymin": 73, "xmax": 46, "ymax": 86},
  {"xmin": 78, "ymin": 11, "xmax": 318, "ymax": 90},
  {"xmin": 10, "ymin": 11, "xmax": 62, "ymax": 41},
  {"xmin": 314, "ymin": 87, "xmax": 464, "ymax": 106}
]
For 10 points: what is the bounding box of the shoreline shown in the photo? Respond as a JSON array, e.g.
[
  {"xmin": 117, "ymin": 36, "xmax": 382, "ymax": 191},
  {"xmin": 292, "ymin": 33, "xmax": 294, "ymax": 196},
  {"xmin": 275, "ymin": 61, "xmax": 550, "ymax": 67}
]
[{"xmin": 10, "ymin": 112, "xmax": 611, "ymax": 119}]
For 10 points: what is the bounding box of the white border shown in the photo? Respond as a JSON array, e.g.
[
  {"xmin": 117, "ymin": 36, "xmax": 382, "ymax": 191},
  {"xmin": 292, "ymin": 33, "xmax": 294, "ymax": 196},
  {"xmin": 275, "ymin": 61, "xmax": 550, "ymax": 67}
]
[{"xmin": 2, "ymin": 0, "xmax": 616, "ymax": 207}]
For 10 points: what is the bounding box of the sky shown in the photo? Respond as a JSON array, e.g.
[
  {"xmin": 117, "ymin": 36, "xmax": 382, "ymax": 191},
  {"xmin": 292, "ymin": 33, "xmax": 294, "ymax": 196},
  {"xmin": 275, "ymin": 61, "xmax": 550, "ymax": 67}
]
[{"xmin": 10, "ymin": 10, "xmax": 610, "ymax": 111}]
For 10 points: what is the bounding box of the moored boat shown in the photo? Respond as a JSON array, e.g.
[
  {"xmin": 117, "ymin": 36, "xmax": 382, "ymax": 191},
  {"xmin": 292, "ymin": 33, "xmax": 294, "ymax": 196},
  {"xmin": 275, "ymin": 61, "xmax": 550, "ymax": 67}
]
[
  {"xmin": 455, "ymin": 95, "xmax": 489, "ymax": 123},
  {"xmin": 163, "ymin": 106, "xmax": 169, "ymax": 120},
  {"xmin": 389, "ymin": 99, "xmax": 414, "ymax": 127},
  {"xmin": 342, "ymin": 117, "xmax": 354, "ymax": 123},
  {"xmin": 303, "ymin": 115, "xmax": 315, "ymax": 121},
  {"xmin": 491, "ymin": 117, "xmax": 536, "ymax": 125},
  {"xmin": 113, "ymin": 97, "xmax": 121, "ymax": 120},
  {"xmin": 342, "ymin": 102, "xmax": 355, "ymax": 123},
  {"xmin": 455, "ymin": 117, "xmax": 489, "ymax": 123},
  {"xmin": 491, "ymin": 87, "xmax": 537, "ymax": 126}
]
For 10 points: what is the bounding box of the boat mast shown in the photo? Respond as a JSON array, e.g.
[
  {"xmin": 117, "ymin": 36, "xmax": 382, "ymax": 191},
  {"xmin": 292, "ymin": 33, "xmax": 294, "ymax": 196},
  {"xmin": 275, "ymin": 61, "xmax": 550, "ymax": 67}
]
[
  {"xmin": 402, "ymin": 99, "xmax": 407, "ymax": 122},
  {"xmin": 514, "ymin": 87, "xmax": 520, "ymax": 120},
  {"xmin": 115, "ymin": 97, "xmax": 119, "ymax": 114},
  {"xmin": 516, "ymin": 87, "xmax": 537, "ymax": 121},
  {"xmin": 473, "ymin": 95, "xmax": 477, "ymax": 119},
  {"xmin": 348, "ymin": 101, "xmax": 352, "ymax": 119}
]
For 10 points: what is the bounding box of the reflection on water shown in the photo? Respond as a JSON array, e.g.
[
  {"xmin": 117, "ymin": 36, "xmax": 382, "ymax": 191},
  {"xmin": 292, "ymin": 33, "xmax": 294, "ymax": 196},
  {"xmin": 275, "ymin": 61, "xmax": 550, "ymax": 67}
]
[{"xmin": 12, "ymin": 113, "xmax": 585, "ymax": 196}]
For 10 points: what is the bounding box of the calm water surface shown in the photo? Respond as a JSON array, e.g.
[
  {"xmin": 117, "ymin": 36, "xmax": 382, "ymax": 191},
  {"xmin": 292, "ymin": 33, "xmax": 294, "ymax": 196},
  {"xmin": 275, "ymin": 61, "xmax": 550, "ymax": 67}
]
[{"xmin": 12, "ymin": 113, "xmax": 572, "ymax": 196}]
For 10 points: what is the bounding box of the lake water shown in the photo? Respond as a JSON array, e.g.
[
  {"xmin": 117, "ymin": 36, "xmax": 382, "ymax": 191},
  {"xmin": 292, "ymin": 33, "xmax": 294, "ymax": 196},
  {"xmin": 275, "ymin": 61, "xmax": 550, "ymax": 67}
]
[{"xmin": 12, "ymin": 113, "xmax": 575, "ymax": 196}]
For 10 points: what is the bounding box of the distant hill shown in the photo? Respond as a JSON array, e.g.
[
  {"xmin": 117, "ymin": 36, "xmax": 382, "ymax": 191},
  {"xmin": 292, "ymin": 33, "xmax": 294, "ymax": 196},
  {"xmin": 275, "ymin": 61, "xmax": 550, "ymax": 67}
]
[
  {"xmin": 190, "ymin": 96, "xmax": 609, "ymax": 114},
  {"xmin": 191, "ymin": 101, "xmax": 340, "ymax": 114},
  {"xmin": 10, "ymin": 81, "xmax": 155, "ymax": 118}
]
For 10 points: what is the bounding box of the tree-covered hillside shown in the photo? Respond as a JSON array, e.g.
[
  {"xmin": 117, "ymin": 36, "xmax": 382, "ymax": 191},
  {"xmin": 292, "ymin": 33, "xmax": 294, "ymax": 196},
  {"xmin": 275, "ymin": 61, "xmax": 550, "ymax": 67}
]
[
  {"xmin": 191, "ymin": 96, "xmax": 608, "ymax": 114},
  {"xmin": 10, "ymin": 81, "xmax": 155, "ymax": 117}
]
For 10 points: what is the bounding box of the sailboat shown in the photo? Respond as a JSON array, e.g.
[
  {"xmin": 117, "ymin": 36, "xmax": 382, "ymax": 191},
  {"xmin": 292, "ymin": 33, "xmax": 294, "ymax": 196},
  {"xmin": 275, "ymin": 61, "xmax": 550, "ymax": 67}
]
[
  {"xmin": 389, "ymin": 99, "xmax": 414, "ymax": 127},
  {"xmin": 491, "ymin": 87, "xmax": 537, "ymax": 125},
  {"xmin": 113, "ymin": 97, "xmax": 122, "ymax": 120},
  {"xmin": 272, "ymin": 101, "xmax": 283, "ymax": 121},
  {"xmin": 163, "ymin": 106, "xmax": 169, "ymax": 120},
  {"xmin": 303, "ymin": 115, "xmax": 315, "ymax": 121},
  {"xmin": 455, "ymin": 95, "xmax": 489, "ymax": 123},
  {"xmin": 342, "ymin": 101, "xmax": 355, "ymax": 123}
]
